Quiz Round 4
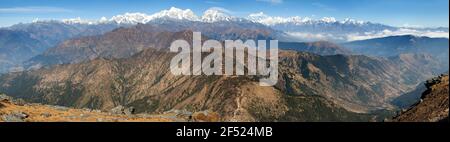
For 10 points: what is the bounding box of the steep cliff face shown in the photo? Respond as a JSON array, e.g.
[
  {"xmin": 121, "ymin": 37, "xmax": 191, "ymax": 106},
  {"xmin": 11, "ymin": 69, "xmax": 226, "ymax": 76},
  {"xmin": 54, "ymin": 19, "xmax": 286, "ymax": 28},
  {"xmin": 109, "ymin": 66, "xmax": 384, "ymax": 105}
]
[{"xmin": 393, "ymin": 75, "xmax": 449, "ymax": 122}]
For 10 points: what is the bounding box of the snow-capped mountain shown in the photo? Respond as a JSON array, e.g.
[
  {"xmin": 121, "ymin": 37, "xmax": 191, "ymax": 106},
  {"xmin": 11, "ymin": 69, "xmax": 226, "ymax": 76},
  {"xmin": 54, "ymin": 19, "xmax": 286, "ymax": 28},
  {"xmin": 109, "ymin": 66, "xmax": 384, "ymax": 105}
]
[
  {"xmin": 61, "ymin": 7, "xmax": 201, "ymax": 25},
  {"xmin": 28, "ymin": 7, "xmax": 450, "ymax": 42},
  {"xmin": 151, "ymin": 7, "xmax": 199, "ymax": 21},
  {"xmin": 62, "ymin": 17, "xmax": 97, "ymax": 25},
  {"xmin": 12, "ymin": 7, "xmax": 280, "ymax": 43},
  {"xmin": 248, "ymin": 12, "xmax": 303, "ymax": 25},
  {"xmin": 60, "ymin": 7, "xmax": 247, "ymax": 25},
  {"xmin": 201, "ymin": 9, "xmax": 233, "ymax": 23},
  {"xmin": 59, "ymin": 7, "xmax": 375, "ymax": 26},
  {"xmin": 247, "ymin": 12, "xmax": 367, "ymax": 26},
  {"xmin": 246, "ymin": 12, "xmax": 449, "ymax": 42},
  {"xmin": 109, "ymin": 13, "xmax": 153, "ymax": 24},
  {"xmin": 247, "ymin": 11, "xmax": 387, "ymax": 33}
]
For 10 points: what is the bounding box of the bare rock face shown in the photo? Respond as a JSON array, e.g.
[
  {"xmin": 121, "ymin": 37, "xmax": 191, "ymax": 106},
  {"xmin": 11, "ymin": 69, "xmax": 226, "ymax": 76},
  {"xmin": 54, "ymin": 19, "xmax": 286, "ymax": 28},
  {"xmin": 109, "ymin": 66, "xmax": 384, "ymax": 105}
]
[
  {"xmin": 1, "ymin": 111, "xmax": 29, "ymax": 122},
  {"xmin": 393, "ymin": 74, "xmax": 449, "ymax": 122},
  {"xmin": 0, "ymin": 93, "xmax": 12, "ymax": 102},
  {"xmin": 110, "ymin": 105, "xmax": 135, "ymax": 116}
]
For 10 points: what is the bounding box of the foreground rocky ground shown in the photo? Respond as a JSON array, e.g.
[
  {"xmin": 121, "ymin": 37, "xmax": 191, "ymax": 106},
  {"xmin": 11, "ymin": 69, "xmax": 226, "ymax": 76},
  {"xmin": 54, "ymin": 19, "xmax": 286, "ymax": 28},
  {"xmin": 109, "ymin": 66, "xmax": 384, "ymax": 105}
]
[
  {"xmin": 393, "ymin": 74, "xmax": 449, "ymax": 122},
  {"xmin": 0, "ymin": 94, "xmax": 219, "ymax": 122}
]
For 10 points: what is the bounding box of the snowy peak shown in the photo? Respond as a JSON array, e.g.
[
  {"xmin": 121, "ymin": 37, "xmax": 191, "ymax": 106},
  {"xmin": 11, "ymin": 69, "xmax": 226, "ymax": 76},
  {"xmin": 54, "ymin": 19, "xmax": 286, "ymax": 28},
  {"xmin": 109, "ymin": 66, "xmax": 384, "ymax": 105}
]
[
  {"xmin": 62, "ymin": 17, "xmax": 96, "ymax": 25},
  {"xmin": 248, "ymin": 12, "xmax": 371, "ymax": 26},
  {"xmin": 248, "ymin": 12, "xmax": 284, "ymax": 25},
  {"xmin": 320, "ymin": 17, "xmax": 337, "ymax": 23},
  {"xmin": 110, "ymin": 12, "xmax": 152, "ymax": 24},
  {"xmin": 152, "ymin": 7, "xmax": 199, "ymax": 21},
  {"xmin": 108, "ymin": 7, "xmax": 199, "ymax": 24},
  {"xmin": 247, "ymin": 12, "xmax": 267, "ymax": 22},
  {"xmin": 340, "ymin": 18, "xmax": 367, "ymax": 25},
  {"xmin": 248, "ymin": 12, "xmax": 312, "ymax": 25},
  {"xmin": 201, "ymin": 8, "xmax": 233, "ymax": 23},
  {"xmin": 54, "ymin": 6, "xmax": 395, "ymax": 32},
  {"xmin": 58, "ymin": 7, "xmax": 373, "ymax": 26}
]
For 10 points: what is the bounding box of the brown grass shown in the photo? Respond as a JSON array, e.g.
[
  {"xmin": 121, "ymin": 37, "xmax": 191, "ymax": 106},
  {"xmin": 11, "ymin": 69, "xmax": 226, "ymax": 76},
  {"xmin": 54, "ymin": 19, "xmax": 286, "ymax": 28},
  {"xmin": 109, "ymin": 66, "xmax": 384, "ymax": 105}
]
[{"xmin": 0, "ymin": 101, "xmax": 174, "ymax": 122}]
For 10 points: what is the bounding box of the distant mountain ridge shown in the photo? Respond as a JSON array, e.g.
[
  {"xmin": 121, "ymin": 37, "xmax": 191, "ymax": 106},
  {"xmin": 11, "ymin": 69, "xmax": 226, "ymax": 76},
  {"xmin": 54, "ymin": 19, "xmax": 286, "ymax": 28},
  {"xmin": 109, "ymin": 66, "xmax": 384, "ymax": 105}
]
[
  {"xmin": 0, "ymin": 48, "xmax": 396, "ymax": 121},
  {"xmin": 0, "ymin": 9, "xmax": 280, "ymax": 73},
  {"xmin": 279, "ymin": 41, "xmax": 352, "ymax": 55},
  {"xmin": 0, "ymin": 46, "xmax": 444, "ymax": 118},
  {"xmin": 1, "ymin": 24, "xmax": 446, "ymax": 121},
  {"xmin": 343, "ymin": 35, "xmax": 449, "ymax": 69},
  {"xmin": 0, "ymin": 21, "xmax": 123, "ymax": 73},
  {"xmin": 0, "ymin": 29, "xmax": 47, "ymax": 73},
  {"xmin": 0, "ymin": 6, "xmax": 448, "ymax": 123},
  {"xmin": 33, "ymin": 7, "xmax": 449, "ymax": 42},
  {"xmin": 23, "ymin": 22, "xmax": 279, "ymax": 69},
  {"xmin": 58, "ymin": 7, "xmax": 251, "ymax": 25}
]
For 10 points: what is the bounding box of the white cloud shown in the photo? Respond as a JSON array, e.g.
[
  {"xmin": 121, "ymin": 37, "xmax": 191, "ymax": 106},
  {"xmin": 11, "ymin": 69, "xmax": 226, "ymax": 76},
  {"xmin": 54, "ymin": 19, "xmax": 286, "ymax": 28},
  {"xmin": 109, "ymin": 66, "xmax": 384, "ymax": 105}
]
[
  {"xmin": 286, "ymin": 32, "xmax": 345, "ymax": 42},
  {"xmin": 287, "ymin": 28, "xmax": 449, "ymax": 42},
  {"xmin": 0, "ymin": 6, "xmax": 73, "ymax": 13},
  {"xmin": 401, "ymin": 23, "xmax": 424, "ymax": 28},
  {"xmin": 346, "ymin": 28, "xmax": 449, "ymax": 41}
]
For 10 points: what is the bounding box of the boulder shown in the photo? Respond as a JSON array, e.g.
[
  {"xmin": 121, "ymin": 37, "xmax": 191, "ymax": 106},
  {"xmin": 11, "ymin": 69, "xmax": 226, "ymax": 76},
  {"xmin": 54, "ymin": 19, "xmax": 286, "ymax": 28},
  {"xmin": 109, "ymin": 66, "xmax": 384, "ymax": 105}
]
[
  {"xmin": 1, "ymin": 111, "xmax": 29, "ymax": 122},
  {"xmin": 0, "ymin": 94, "xmax": 12, "ymax": 102},
  {"xmin": 110, "ymin": 105, "xmax": 135, "ymax": 115}
]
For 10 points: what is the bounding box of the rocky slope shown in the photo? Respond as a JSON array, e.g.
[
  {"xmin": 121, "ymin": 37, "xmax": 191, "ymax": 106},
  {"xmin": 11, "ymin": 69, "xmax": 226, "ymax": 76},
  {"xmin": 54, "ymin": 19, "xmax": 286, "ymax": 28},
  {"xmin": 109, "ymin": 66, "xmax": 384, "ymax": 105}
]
[
  {"xmin": 0, "ymin": 30, "xmax": 47, "ymax": 73},
  {"xmin": 276, "ymin": 51, "xmax": 443, "ymax": 112},
  {"xmin": 391, "ymin": 83, "xmax": 427, "ymax": 109},
  {"xmin": 393, "ymin": 75, "xmax": 449, "ymax": 122},
  {"xmin": 24, "ymin": 22, "xmax": 275, "ymax": 69},
  {"xmin": 279, "ymin": 41, "xmax": 352, "ymax": 55},
  {"xmin": 1, "ymin": 45, "xmax": 442, "ymax": 121},
  {"xmin": 0, "ymin": 21, "xmax": 121, "ymax": 73},
  {"xmin": 0, "ymin": 94, "xmax": 219, "ymax": 122}
]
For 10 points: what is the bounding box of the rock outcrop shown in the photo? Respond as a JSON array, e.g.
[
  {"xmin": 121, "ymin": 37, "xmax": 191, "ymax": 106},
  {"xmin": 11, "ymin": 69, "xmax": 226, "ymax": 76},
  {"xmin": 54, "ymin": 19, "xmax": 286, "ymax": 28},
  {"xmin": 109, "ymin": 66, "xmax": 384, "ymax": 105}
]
[{"xmin": 393, "ymin": 74, "xmax": 449, "ymax": 122}]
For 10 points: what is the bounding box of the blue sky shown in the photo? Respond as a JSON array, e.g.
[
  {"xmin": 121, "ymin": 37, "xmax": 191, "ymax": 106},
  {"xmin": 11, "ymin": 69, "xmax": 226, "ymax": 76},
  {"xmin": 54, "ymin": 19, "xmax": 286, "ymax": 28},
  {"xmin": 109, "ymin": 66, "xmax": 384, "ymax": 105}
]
[{"xmin": 0, "ymin": 0, "xmax": 448, "ymax": 27}]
